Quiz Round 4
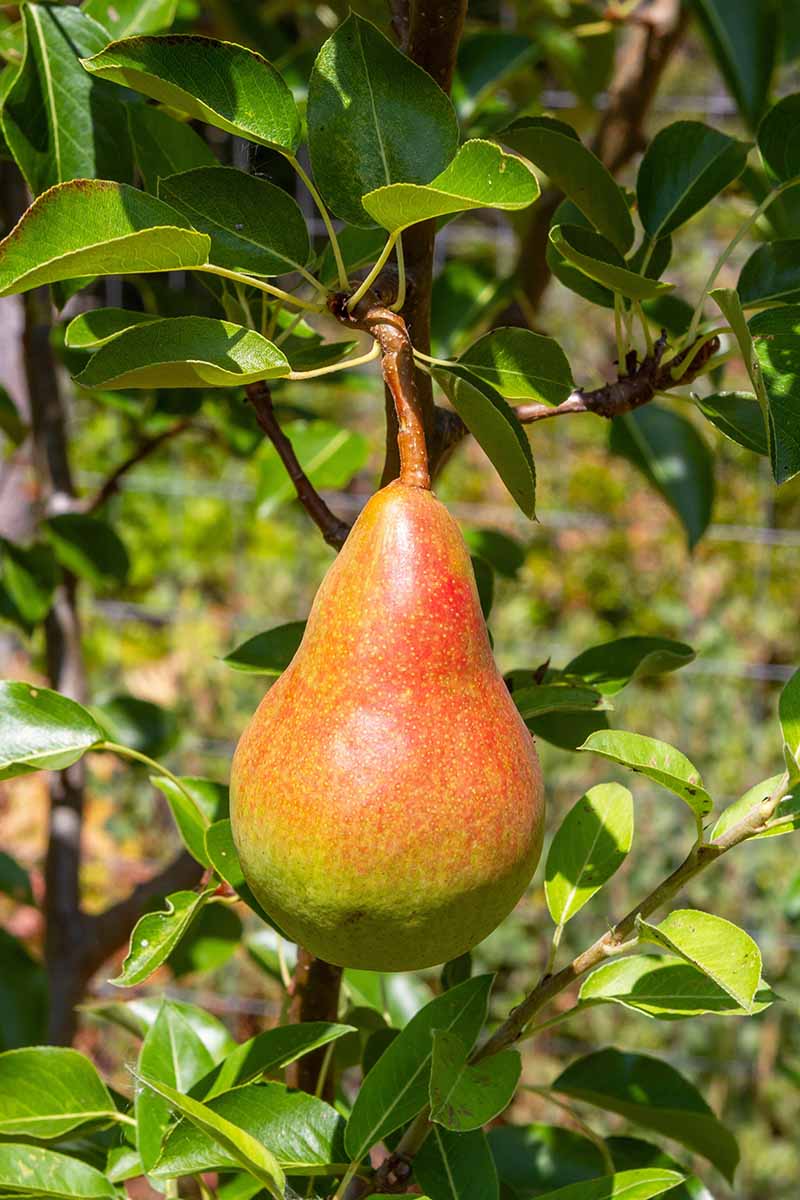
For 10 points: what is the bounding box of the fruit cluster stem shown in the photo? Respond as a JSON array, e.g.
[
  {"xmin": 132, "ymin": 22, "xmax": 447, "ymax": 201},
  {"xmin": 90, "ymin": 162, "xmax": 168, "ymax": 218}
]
[{"xmin": 331, "ymin": 297, "xmax": 430, "ymax": 490}]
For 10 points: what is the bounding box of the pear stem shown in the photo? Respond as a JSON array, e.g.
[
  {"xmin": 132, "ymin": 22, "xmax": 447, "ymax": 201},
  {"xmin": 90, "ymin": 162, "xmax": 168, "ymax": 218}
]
[{"xmin": 331, "ymin": 297, "xmax": 430, "ymax": 489}]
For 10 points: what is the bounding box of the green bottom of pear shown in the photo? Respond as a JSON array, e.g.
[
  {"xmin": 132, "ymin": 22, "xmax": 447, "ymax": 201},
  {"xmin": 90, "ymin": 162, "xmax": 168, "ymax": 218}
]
[{"xmin": 231, "ymin": 481, "xmax": 545, "ymax": 971}]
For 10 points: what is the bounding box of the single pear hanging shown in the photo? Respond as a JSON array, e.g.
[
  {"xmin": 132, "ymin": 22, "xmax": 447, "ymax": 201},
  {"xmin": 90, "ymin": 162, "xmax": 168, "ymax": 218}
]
[{"xmin": 231, "ymin": 310, "xmax": 545, "ymax": 970}]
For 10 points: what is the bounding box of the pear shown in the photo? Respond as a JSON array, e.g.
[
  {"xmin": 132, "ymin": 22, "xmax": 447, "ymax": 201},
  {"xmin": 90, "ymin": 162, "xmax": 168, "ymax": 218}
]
[{"xmin": 230, "ymin": 479, "xmax": 545, "ymax": 970}]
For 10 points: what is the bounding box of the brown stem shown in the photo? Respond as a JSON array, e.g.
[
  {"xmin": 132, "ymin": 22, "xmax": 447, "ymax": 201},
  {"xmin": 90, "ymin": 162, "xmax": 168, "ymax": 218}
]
[
  {"xmin": 285, "ymin": 948, "xmax": 343, "ymax": 1102},
  {"xmin": 332, "ymin": 299, "xmax": 430, "ymax": 489},
  {"xmin": 364, "ymin": 772, "xmax": 791, "ymax": 1193},
  {"xmin": 245, "ymin": 381, "xmax": 351, "ymax": 548},
  {"xmin": 379, "ymin": 0, "xmax": 466, "ymax": 485},
  {"xmin": 514, "ymin": 332, "xmax": 719, "ymax": 424}
]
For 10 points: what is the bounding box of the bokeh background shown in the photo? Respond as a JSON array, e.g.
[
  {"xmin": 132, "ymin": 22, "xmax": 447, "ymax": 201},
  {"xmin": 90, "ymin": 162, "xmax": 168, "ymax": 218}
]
[{"xmin": 1, "ymin": 3, "xmax": 799, "ymax": 1198}]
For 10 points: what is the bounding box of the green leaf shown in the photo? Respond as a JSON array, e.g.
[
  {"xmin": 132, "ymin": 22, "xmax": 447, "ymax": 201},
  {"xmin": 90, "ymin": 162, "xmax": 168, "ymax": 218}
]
[
  {"xmin": 780, "ymin": 666, "xmax": 800, "ymax": 774},
  {"xmin": 689, "ymin": 0, "xmax": 779, "ymax": 128},
  {"xmin": 75, "ymin": 317, "xmax": 290, "ymax": 390},
  {"xmin": 547, "ymin": 199, "xmax": 615, "ymax": 310},
  {"xmin": 0, "ymin": 680, "xmax": 104, "ymax": 780},
  {"xmin": 84, "ymin": 0, "xmax": 179, "ymax": 38},
  {"xmin": 455, "ymin": 31, "xmax": 534, "ymax": 120},
  {"xmin": 545, "ymin": 783, "xmax": 634, "ymax": 925},
  {"xmin": 533, "ymin": 1170, "xmax": 688, "ymax": 1200},
  {"xmin": 0, "ymin": 851, "xmax": 33, "ymax": 905},
  {"xmin": 0, "ymin": 386, "xmax": 27, "ymax": 447},
  {"xmin": 317, "ymin": 225, "xmax": 388, "ymax": 287},
  {"xmin": 362, "ymin": 139, "xmax": 538, "ymax": 233},
  {"xmin": 636, "ymin": 121, "xmax": 750, "ymax": 238},
  {"xmin": 46, "ymin": 513, "xmax": 129, "ymax": 588},
  {"xmin": 1, "ymin": 4, "xmax": 133, "ymax": 196},
  {"xmin": 0, "ymin": 179, "xmax": 209, "ymax": 299},
  {"xmin": 749, "ymin": 303, "xmax": 800, "ymax": 482},
  {"xmin": 0, "ymin": 1143, "xmax": 115, "ymax": 1199},
  {"xmin": 135, "ymin": 1073, "xmax": 286, "ymax": 1197},
  {"xmin": 499, "ymin": 116, "xmax": 634, "ymax": 252},
  {"xmin": 416, "ymin": 1126, "xmax": 498, "ymax": 1200},
  {"xmin": 0, "ymin": 538, "xmax": 58, "ymax": 626},
  {"xmin": 93, "ymin": 694, "xmax": 177, "ymax": 758},
  {"xmin": 578, "ymin": 730, "xmax": 712, "ymax": 817},
  {"xmin": 566, "ymin": 636, "xmax": 696, "ymax": 696},
  {"xmin": 471, "ymin": 555, "xmax": 494, "ymax": 620},
  {"xmin": 136, "ymin": 1000, "xmax": 215, "ymax": 1174},
  {"xmin": 0, "ymin": 1047, "xmax": 117, "ymax": 1139},
  {"xmin": 152, "ymin": 776, "xmax": 227, "ymax": 867},
  {"xmin": 711, "ymin": 773, "xmax": 798, "ymax": 839},
  {"xmin": 151, "ymin": 1082, "xmax": 347, "ymax": 1178},
  {"xmin": 112, "ymin": 887, "xmax": 216, "ymax": 986},
  {"xmin": 757, "ymin": 92, "xmax": 800, "ymax": 182},
  {"xmin": 738, "ymin": 238, "xmax": 800, "ymax": 307},
  {"xmin": 433, "ymin": 367, "xmax": 535, "ymax": 518},
  {"xmin": 513, "ymin": 684, "xmax": 609, "ymax": 720},
  {"xmin": 695, "ymin": 391, "xmax": 769, "ymax": 455},
  {"xmin": 196, "ymin": 1023, "xmax": 356, "ymax": 1101},
  {"xmin": 307, "ymin": 12, "xmax": 458, "ymax": 227},
  {"xmin": 223, "ymin": 622, "xmax": 306, "ymax": 675},
  {"xmin": 636, "ymin": 910, "xmax": 762, "ymax": 1011},
  {"xmin": 429, "ymin": 1031, "xmax": 520, "ymax": 1131},
  {"xmin": 81, "ymin": 996, "xmax": 234, "ymax": 1059},
  {"xmin": 159, "ymin": 166, "xmax": 311, "ymax": 278},
  {"xmin": 128, "ymin": 102, "xmax": 217, "ymax": 193},
  {"xmin": 549, "ymin": 226, "xmax": 673, "ymax": 301},
  {"xmin": 0, "ymin": 930, "xmax": 48, "ymax": 1051},
  {"xmin": 82, "ymin": 34, "xmax": 300, "ymax": 153},
  {"xmin": 257, "ymin": 419, "xmax": 369, "ymax": 513},
  {"xmin": 463, "ymin": 528, "xmax": 524, "ymax": 578},
  {"xmin": 345, "ymin": 974, "xmax": 493, "ymax": 1161},
  {"xmin": 580, "ymin": 953, "xmax": 774, "ymax": 1018},
  {"xmin": 281, "ymin": 337, "xmax": 358, "ymax": 373},
  {"xmin": 489, "ymin": 1123, "xmax": 607, "ymax": 1197},
  {"xmin": 459, "ymin": 327, "xmax": 574, "ymax": 406},
  {"xmin": 607, "ymin": 1138, "xmax": 709, "ymax": 1200},
  {"xmin": 553, "ymin": 1048, "xmax": 739, "ymax": 1181},
  {"xmin": 710, "ymin": 287, "xmax": 770, "ymax": 445},
  {"xmin": 65, "ymin": 308, "xmax": 162, "ymax": 350},
  {"xmin": 609, "ymin": 405, "xmax": 714, "ymax": 549},
  {"xmin": 169, "ymin": 903, "xmax": 242, "ymax": 977},
  {"xmin": 204, "ymin": 818, "xmax": 284, "ymax": 931}
]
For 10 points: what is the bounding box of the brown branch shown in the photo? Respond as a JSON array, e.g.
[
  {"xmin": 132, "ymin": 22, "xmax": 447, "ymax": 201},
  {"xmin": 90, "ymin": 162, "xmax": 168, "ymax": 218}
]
[
  {"xmin": 285, "ymin": 949, "xmax": 344, "ymax": 1101},
  {"xmin": 516, "ymin": 0, "xmax": 688, "ymax": 319},
  {"xmin": 388, "ymin": 0, "xmax": 410, "ymax": 49},
  {"xmin": 85, "ymin": 850, "xmax": 203, "ymax": 977},
  {"xmin": 332, "ymin": 298, "xmax": 429, "ymax": 489},
  {"xmin": 379, "ymin": 0, "xmax": 467, "ymax": 485},
  {"xmin": 515, "ymin": 332, "xmax": 720, "ymax": 424},
  {"xmin": 84, "ymin": 419, "xmax": 194, "ymax": 514},
  {"xmin": 245, "ymin": 381, "xmax": 351, "ymax": 549},
  {"xmin": 367, "ymin": 770, "xmax": 792, "ymax": 1194}
]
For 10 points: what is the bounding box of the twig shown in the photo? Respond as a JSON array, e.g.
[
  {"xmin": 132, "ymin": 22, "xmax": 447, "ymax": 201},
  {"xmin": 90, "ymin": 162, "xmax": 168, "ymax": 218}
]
[
  {"xmin": 245, "ymin": 381, "xmax": 351, "ymax": 549},
  {"xmin": 84, "ymin": 420, "xmax": 194, "ymax": 513},
  {"xmin": 361, "ymin": 769, "xmax": 791, "ymax": 1193},
  {"xmin": 513, "ymin": 331, "xmax": 719, "ymax": 424}
]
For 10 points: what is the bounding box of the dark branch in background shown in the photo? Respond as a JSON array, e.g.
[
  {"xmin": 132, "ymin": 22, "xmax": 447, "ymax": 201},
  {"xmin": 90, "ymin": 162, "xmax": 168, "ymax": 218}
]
[
  {"xmin": 514, "ymin": 332, "xmax": 720, "ymax": 423},
  {"xmin": 245, "ymin": 381, "xmax": 351, "ymax": 548},
  {"xmin": 516, "ymin": 0, "xmax": 688, "ymax": 318},
  {"xmin": 285, "ymin": 951, "xmax": 344, "ymax": 1101},
  {"xmin": 381, "ymin": 0, "xmax": 467, "ymax": 484},
  {"xmin": 388, "ymin": 0, "xmax": 410, "ymax": 49},
  {"xmin": 84, "ymin": 419, "xmax": 194, "ymax": 514}
]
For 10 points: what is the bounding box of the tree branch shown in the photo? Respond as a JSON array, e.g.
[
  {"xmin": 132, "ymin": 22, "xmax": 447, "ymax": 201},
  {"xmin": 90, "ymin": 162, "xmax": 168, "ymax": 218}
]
[
  {"xmin": 84, "ymin": 419, "xmax": 194, "ymax": 514},
  {"xmin": 285, "ymin": 950, "xmax": 344, "ymax": 1101},
  {"xmin": 85, "ymin": 849, "xmax": 203, "ymax": 977},
  {"xmin": 245, "ymin": 381, "xmax": 351, "ymax": 549},
  {"xmin": 366, "ymin": 769, "xmax": 792, "ymax": 1194},
  {"xmin": 514, "ymin": 332, "xmax": 720, "ymax": 424},
  {"xmin": 380, "ymin": 0, "xmax": 467, "ymax": 485}
]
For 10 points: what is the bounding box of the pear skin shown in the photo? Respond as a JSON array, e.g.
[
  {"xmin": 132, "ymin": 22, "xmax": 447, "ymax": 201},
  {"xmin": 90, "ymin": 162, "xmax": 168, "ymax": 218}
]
[{"xmin": 231, "ymin": 480, "xmax": 544, "ymax": 970}]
